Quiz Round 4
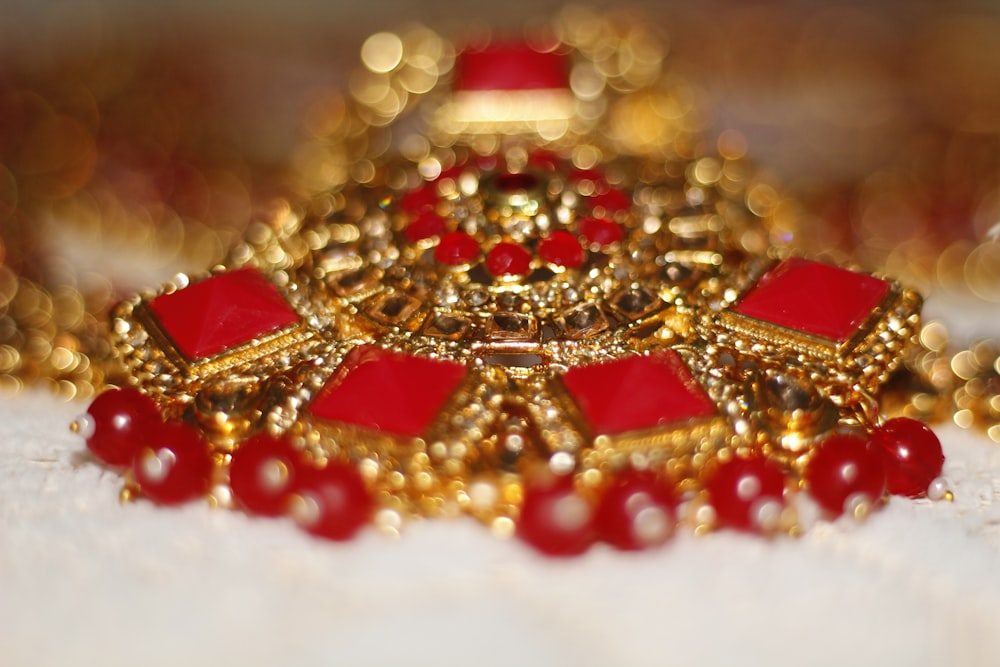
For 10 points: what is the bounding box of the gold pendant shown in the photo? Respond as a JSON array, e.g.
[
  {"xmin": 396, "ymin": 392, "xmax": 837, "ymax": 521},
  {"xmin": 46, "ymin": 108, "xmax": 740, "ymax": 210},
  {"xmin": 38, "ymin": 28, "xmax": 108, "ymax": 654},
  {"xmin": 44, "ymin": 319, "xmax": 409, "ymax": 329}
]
[{"xmin": 75, "ymin": 21, "xmax": 953, "ymax": 555}]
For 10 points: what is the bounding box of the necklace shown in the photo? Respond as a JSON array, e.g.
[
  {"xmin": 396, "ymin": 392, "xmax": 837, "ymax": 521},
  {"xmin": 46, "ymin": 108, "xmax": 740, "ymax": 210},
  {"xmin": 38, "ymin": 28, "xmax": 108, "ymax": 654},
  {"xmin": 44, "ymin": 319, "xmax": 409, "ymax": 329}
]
[{"xmin": 7, "ymin": 14, "xmax": 995, "ymax": 555}]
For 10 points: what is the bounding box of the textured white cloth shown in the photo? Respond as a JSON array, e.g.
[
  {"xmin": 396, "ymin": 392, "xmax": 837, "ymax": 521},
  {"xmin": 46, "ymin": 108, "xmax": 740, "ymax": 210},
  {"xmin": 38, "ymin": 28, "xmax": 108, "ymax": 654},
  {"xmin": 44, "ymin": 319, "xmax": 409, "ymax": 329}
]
[{"xmin": 2, "ymin": 296, "xmax": 1000, "ymax": 667}]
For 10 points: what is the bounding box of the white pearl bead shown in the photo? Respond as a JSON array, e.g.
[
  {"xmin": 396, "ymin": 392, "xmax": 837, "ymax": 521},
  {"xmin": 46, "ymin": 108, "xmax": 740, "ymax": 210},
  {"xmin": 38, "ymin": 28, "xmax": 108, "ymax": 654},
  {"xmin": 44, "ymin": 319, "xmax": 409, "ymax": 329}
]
[
  {"xmin": 927, "ymin": 476, "xmax": 950, "ymax": 501},
  {"xmin": 72, "ymin": 413, "xmax": 95, "ymax": 440},
  {"xmin": 751, "ymin": 498, "xmax": 782, "ymax": 532}
]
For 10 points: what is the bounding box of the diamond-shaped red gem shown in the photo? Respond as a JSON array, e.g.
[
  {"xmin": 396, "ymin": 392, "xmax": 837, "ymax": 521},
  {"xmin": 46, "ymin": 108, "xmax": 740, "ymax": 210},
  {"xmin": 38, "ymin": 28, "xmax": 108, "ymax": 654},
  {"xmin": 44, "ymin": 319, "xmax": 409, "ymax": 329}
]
[
  {"xmin": 579, "ymin": 217, "xmax": 623, "ymax": 248},
  {"xmin": 453, "ymin": 42, "xmax": 568, "ymax": 91},
  {"xmin": 404, "ymin": 211, "xmax": 447, "ymax": 243},
  {"xmin": 562, "ymin": 351, "xmax": 716, "ymax": 435},
  {"xmin": 732, "ymin": 258, "xmax": 890, "ymax": 343},
  {"xmin": 147, "ymin": 268, "xmax": 299, "ymax": 360},
  {"xmin": 309, "ymin": 345, "xmax": 467, "ymax": 437}
]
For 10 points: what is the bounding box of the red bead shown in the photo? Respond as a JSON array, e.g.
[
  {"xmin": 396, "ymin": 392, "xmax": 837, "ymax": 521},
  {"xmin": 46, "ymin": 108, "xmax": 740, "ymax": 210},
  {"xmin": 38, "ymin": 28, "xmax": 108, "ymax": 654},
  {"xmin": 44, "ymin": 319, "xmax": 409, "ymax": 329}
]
[
  {"xmin": 733, "ymin": 258, "xmax": 890, "ymax": 343},
  {"xmin": 518, "ymin": 474, "xmax": 595, "ymax": 557},
  {"xmin": 486, "ymin": 242, "xmax": 532, "ymax": 277},
  {"xmin": 404, "ymin": 211, "xmax": 447, "ymax": 243},
  {"xmin": 400, "ymin": 182, "xmax": 439, "ymax": 214},
  {"xmin": 292, "ymin": 463, "xmax": 372, "ymax": 541},
  {"xmin": 870, "ymin": 418, "xmax": 944, "ymax": 498},
  {"xmin": 595, "ymin": 470, "xmax": 677, "ymax": 550},
  {"xmin": 309, "ymin": 345, "xmax": 468, "ymax": 438},
  {"xmin": 562, "ymin": 351, "xmax": 716, "ymax": 435},
  {"xmin": 132, "ymin": 420, "xmax": 214, "ymax": 505},
  {"xmin": 579, "ymin": 217, "xmax": 624, "ymax": 248},
  {"xmin": 538, "ymin": 230, "xmax": 584, "ymax": 268},
  {"xmin": 805, "ymin": 433, "xmax": 886, "ymax": 516},
  {"xmin": 147, "ymin": 268, "xmax": 299, "ymax": 360},
  {"xmin": 434, "ymin": 231, "xmax": 480, "ymax": 266},
  {"xmin": 453, "ymin": 42, "xmax": 568, "ymax": 91},
  {"xmin": 229, "ymin": 433, "xmax": 304, "ymax": 516},
  {"xmin": 705, "ymin": 457, "xmax": 786, "ymax": 531},
  {"xmin": 82, "ymin": 387, "xmax": 161, "ymax": 467},
  {"xmin": 587, "ymin": 188, "xmax": 631, "ymax": 215}
]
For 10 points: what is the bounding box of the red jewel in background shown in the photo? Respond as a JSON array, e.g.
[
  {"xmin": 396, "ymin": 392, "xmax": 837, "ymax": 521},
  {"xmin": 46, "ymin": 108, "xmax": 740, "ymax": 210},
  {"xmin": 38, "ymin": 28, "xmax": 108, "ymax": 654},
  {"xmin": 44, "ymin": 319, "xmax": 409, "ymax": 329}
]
[
  {"xmin": 453, "ymin": 43, "xmax": 569, "ymax": 92},
  {"xmin": 486, "ymin": 242, "xmax": 532, "ymax": 277},
  {"xmin": 400, "ymin": 181, "xmax": 440, "ymax": 214},
  {"xmin": 579, "ymin": 216, "xmax": 624, "ymax": 248},
  {"xmin": 538, "ymin": 230, "xmax": 584, "ymax": 268},
  {"xmin": 587, "ymin": 188, "xmax": 631, "ymax": 215},
  {"xmin": 434, "ymin": 231, "xmax": 481, "ymax": 266},
  {"xmin": 404, "ymin": 211, "xmax": 447, "ymax": 243}
]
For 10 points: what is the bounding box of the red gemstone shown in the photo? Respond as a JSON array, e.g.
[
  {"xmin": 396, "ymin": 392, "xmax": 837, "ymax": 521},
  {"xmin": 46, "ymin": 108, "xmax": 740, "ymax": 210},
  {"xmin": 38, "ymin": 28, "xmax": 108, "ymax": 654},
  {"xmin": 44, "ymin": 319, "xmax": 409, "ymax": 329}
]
[
  {"xmin": 132, "ymin": 420, "xmax": 214, "ymax": 505},
  {"xmin": 538, "ymin": 230, "xmax": 584, "ymax": 268},
  {"xmin": 82, "ymin": 387, "xmax": 161, "ymax": 466},
  {"xmin": 147, "ymin": 268, "xmax": 299, "ymax": 360},
  {"xmin": 562, "ymin": 350, "xmax": 716, "ymax": 435},
  {"xmin": 404, "ymin": 211, "xmax": 447, "ymax": 243},
  {"xmin": 400, "ymin": 182, "xmax": 439, "ymax": 214},
  {"xmin": 434, "ymin": 231, "xmax": 481, "ymax": 266},
  {"xmin": 732, "ymin": 258, "xmax": 891, "ymax": 343},
  {"xmin": 595, "ymin": 470, "xmax": 677, "ymax": 550},
  {"xmin": 309, "ymin": 345, "xmax": 468, "ymax": 438},
  {"xmin": 579, "ymin": 217, "xmax": 624, "ymax": 248},
  {"xmin": 453, "ymin": 42, "xmax": 568, "ymax": 91},
  {"xmin": 229, "ymin": 433, "xmax": 304, "ymax": 516},
  {"xmin": 292, "ymin": 463, "xmax": 372, "ymax": 541},
  {"xmin": 870, "ymin": 418, "xmax": 944, "ymax": 498},
  {"xmin": 518, "ymin": 474, "xmax": 595, "ymax": 557},
  {"xmin": 587, "ymin": 188, "xmax": 631, "ymax": 215},
  {"xmin": 486, "ymin": 242, "xmax": 533, "ymax": 277},
  {"xmin": 705, "ymin": 457, "xmax": 787, "ymax": 531},
  {"xmin": 804, "ymin": 433, "xmax": 886, "ymax": 516}
]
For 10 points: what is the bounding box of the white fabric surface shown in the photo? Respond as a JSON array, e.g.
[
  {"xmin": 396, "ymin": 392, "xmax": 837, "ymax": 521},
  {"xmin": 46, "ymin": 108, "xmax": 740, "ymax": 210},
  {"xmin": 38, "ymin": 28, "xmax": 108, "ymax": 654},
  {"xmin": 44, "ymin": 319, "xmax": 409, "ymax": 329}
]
[{"xmin": 3, "ymin": 295, "xmax": 1000, "ymax": 667}]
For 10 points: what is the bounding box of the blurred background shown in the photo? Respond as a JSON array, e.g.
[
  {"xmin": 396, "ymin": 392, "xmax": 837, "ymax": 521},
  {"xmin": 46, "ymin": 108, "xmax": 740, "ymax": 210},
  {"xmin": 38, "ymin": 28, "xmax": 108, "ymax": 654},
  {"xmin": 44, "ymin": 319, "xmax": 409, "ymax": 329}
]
[{"xmin": 1, "ymin": 0, "xmax": 998, "ymax": 393}]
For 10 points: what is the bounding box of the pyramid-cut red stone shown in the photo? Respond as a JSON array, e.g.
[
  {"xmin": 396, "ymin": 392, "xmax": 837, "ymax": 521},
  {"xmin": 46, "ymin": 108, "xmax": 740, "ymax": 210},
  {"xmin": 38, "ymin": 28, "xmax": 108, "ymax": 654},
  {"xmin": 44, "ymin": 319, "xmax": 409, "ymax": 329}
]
[
  {"xmin": 309, "ymin": 345, "xmax": 467, "ymax": 437},
  {"xmin": 148, "ymin": 268, "xmax": 299, "ymax": 360},
  {"xmin": 562, "ymin": 351, "xmax": 716, "ymax": 435},
  {"xmin": 453, "ymin": 42, "xmax": 568, "ymax": 91},
  {"xmin": 732, "ymin": 258, "xmax": 890, "ymax": 343}
]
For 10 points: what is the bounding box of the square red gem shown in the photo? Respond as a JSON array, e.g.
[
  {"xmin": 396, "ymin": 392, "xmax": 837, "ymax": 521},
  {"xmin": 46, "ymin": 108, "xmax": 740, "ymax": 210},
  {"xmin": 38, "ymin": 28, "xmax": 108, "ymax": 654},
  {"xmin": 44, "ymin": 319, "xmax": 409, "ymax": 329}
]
[
  {"xmin": 561, "ymin": 351, "xmax": 716, "ymax": 436},
  {"xmin": 309, "ymin": 345, "xmax": 468, "ymax": 438},
  {"xmin": 147, "ymin": 268, "xmax": 299, "ymax": 360},
  {"xmin": 732, "ymin": 258, "xmax": 890, "ymax": 343},
  {"xmin": 453, "ymin": 43, "xmax": 568, "ymax": 91}
]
